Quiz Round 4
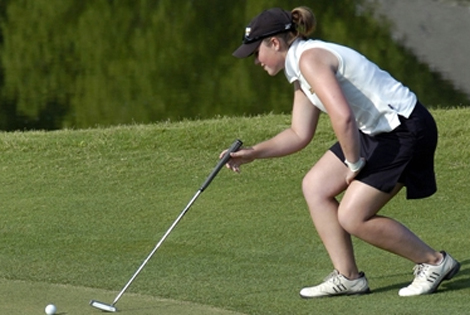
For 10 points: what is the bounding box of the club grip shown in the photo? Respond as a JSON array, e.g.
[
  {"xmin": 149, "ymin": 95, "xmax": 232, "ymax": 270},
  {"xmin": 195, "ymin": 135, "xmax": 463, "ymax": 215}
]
[{"xmin": 200, "ymin": 139, "xmax": 243, "ymax": 191}]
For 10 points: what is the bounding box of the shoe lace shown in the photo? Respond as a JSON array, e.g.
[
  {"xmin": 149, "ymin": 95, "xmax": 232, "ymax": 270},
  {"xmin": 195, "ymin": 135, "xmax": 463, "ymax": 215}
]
[
  {"xmin": 412, "ymin": 264, "xmax": 429, "ymax": 279},
  {"xmin": 323, "ymin": 270, "xmax": 341, "ymax": 284}
]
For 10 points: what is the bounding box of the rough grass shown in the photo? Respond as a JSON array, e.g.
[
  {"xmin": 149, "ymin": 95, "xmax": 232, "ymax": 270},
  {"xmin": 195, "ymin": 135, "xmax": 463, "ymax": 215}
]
[{"xmin": 0, "ymin": 108, "xmax": 469, "ymax": 314}]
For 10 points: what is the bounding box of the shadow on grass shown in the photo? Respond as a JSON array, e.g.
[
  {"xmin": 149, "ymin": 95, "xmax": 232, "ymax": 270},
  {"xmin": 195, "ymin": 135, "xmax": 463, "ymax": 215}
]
[
  {"xmin": 441, "ymin": 258, "xmax": 470, "ymax": 292},
  {"xmin": 372, "ymin": 258, "xmax": 470, "ymax": 294}
]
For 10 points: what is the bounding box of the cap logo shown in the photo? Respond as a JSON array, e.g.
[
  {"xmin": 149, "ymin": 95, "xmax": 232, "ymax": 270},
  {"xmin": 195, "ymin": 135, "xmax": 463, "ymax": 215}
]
[{"xmin": 245, "ymin": 27, "xmax": 251, "ymax": 37}]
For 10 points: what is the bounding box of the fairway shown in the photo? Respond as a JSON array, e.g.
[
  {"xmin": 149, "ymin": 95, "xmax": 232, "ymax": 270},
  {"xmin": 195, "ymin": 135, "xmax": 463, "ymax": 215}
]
[{"xmin": 0, "ymin": 278, "xmax": 246, "ymax": 315}]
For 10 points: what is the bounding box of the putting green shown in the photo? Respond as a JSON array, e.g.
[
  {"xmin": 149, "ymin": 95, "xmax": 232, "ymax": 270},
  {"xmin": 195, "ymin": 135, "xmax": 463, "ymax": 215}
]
[{"xmin": 0, "ymin": 278, "xmax": 246, "ymax": 315}]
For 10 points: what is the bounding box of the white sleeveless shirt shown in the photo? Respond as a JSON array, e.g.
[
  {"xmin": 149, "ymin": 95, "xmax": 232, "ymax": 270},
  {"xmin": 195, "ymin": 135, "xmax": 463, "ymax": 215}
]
[{"xmin": 284, "ymin": 39, "xmax": 417, "ymax": 135}]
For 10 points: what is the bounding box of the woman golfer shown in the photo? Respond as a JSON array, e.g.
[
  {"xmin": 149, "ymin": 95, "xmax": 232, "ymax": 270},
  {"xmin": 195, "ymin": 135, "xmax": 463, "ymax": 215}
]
[{"xmin": 222, "ymin": 6, "xmax": 460, "ymax": 297}]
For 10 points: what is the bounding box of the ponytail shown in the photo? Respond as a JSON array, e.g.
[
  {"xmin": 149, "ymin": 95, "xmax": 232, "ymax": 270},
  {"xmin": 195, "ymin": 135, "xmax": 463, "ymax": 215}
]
[
  {"xmin": 292, "ymin": 6, "xmax": 316, "ymax": 39},
  {"xmin": 266, "ymin": 6, "xmax": 316, "ymax": 48}
]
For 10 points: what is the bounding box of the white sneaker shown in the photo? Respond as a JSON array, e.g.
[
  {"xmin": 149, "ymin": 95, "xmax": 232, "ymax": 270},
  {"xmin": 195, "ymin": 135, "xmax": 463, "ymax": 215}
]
[
  {"xmin": 398, "ymin": 251, "xmax": 460, "ymax": 297},
  {"xmin": 300, "ymin": 270, "xmax": 370, "ymax": 298}
]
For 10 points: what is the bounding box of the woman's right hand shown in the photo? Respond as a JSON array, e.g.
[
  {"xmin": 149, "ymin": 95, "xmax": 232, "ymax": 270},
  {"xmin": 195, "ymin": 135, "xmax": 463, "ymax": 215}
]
[
  {"xmin": 219, "ymin": 147, "xmax": 256, "ymax": 173},
  {"xmin": 345, "ymin": 157, "xmax": 366, "ymax": 185}
]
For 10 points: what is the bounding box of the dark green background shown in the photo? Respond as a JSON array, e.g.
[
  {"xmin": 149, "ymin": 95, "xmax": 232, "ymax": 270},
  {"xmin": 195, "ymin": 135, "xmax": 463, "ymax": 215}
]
[{"xmin": 0, "ymin": 0, "xmax": 468, "ymax": 131}]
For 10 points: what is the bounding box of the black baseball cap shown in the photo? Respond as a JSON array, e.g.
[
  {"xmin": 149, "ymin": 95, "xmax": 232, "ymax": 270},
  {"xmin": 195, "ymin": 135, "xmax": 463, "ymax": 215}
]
[{"xmin": 232, "ymin": 8, "xmax": 294, "ymax": 58}]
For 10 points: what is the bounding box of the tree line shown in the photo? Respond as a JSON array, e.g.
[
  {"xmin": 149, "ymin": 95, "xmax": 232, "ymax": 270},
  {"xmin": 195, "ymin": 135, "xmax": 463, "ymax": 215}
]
[{"xmin": 0, "ymin": 0, "xmax": 468, "ymax": 130}]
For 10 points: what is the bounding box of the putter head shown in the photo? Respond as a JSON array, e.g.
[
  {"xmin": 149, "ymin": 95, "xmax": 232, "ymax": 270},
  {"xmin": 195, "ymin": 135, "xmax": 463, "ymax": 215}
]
[{"xmin": 90, "ymin": 300, "xmax": 117, "ymax": 312}]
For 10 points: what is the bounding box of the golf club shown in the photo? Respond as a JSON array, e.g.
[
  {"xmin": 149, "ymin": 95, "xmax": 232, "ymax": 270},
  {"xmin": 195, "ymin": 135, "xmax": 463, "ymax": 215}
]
[{"xmin": 90, "ymin": 139, "xmax": 243, "ymax": 312}]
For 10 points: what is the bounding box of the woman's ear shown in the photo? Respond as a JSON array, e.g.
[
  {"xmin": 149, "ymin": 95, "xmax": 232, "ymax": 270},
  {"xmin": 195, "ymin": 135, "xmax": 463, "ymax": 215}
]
[{"xmin": 270, "ymin": 37, "xmax": 281, "ymax": 51}]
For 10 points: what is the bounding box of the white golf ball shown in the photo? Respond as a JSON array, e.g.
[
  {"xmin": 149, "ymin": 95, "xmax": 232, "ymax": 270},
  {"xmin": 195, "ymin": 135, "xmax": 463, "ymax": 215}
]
[{"xmin": 45, "ymin": 304, "xmax": 57, "ymax": 315}]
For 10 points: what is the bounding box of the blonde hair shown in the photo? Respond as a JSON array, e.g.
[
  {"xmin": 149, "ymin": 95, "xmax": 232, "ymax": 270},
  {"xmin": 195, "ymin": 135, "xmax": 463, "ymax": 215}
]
[{"xmin": 266, "ymin": 6, "xmax": 316, "ymax": 47}]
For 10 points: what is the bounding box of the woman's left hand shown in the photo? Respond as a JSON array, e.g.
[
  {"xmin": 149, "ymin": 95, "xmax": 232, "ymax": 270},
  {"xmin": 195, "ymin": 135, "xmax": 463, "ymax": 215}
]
[{"xmin": 219, "ymin": 147, "xmax": 256, "ymax": 173}]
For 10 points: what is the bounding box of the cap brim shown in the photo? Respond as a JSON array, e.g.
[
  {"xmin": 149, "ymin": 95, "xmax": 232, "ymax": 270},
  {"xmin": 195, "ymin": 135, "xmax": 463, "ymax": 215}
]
[{"xmin": 232, "ymin": 40, "xmax": 261, "ymax": 58}]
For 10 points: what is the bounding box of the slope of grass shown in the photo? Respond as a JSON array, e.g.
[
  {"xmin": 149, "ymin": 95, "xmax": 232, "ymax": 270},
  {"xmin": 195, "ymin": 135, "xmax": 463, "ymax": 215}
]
[{"xmin": 0, "ymin": 109, "xmax": 469, "ymax": 314}]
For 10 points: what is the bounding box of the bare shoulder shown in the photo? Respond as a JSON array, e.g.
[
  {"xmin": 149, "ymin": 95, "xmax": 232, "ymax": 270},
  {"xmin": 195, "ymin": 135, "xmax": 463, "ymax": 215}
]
[{"xmin": 299, "ymin": 48, "xmax": 339, "ymax": 73}]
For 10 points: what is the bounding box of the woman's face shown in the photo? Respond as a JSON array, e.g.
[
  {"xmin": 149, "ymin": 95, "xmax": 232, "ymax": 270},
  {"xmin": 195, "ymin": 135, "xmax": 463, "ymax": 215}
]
[{"xmin": 254, "ymin": 38, "xmax": 286, "ymax": 76}]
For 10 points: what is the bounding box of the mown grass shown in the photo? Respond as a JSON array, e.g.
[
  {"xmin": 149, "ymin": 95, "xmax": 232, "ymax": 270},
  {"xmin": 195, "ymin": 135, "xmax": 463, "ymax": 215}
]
[{"xmin": 0, "ymin": 109, "xmax": 469, "ymax": 314}]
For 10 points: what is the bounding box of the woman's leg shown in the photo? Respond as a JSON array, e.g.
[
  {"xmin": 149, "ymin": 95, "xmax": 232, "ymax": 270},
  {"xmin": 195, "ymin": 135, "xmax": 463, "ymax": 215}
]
[
  {"xmin": 302, "ymin": 151, "xmax": 360, "ymax": 279},
  {"xmin": 338, "ymin": 181, "xmax": 441, "ymax": 264},
  {"xmin": 338, "ymin": 180, "xmax": 460, "ymax": 296},
  {"xmin": 302, "ymin": 150, "xmax": 459, "ymax": 298},
  {"xmin": 304, "ymin": 149, "xmax": 441, "ymax": 267}
]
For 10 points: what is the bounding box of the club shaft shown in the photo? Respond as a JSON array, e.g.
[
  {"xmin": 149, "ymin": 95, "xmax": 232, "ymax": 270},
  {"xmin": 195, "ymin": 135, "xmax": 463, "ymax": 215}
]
[
  {"xmin": 108, "ymin": 139, "xmax": 242, "ymax": 307},
  {"xmin": 200, "ymin": 139, "xmax": 243, "ymax": 191},
  {"xmin": 112, "ymin": 190, "xmax": 201, "ymax": 306}
]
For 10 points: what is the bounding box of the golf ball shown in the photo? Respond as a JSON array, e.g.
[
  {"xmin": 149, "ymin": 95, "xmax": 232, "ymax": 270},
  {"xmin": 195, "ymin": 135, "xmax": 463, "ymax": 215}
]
[{"xmin": 45, "ymin": 304, "xmax": 56, "ymax": 315}]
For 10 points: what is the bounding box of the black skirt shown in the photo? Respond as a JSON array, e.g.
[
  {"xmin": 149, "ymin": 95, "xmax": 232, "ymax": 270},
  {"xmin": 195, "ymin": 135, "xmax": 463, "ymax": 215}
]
[{"xmin": 330, "ymin": 101, "xmax": 437, "ymax": 199}]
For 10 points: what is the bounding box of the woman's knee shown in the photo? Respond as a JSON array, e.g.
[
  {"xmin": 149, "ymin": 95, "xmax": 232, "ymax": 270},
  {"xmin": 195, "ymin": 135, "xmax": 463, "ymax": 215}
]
[
  {"xmin": 337, "ymin": 208, "xmax": 361, "ymax": 235},
  {"xmin": 302, "ymin": 170, "xmax": 328, "ymax": 204},
  {"xmin": 302, "ymin": 171, "xmax": 316, "ymax": 196}
]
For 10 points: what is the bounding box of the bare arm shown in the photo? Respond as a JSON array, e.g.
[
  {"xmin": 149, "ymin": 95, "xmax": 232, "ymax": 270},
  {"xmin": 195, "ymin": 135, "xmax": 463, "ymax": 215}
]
[
  {"xmin": 252, "ymin": 81, "xmax": 320, "ymax": 158},
  {"xmin": 299, "ymin": 48, "xmax": 361, "ymax": 167},
  {"xmin": 222, "ymin": 81, "xmax": 320, "ymax": 172}
]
